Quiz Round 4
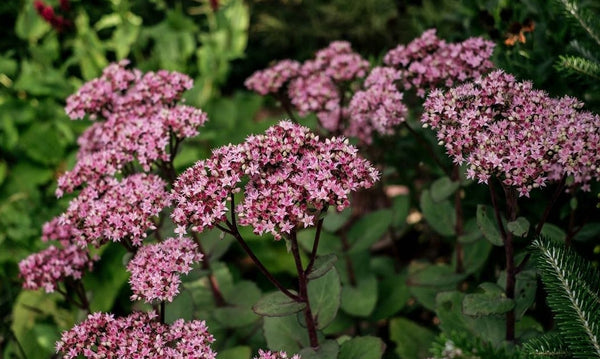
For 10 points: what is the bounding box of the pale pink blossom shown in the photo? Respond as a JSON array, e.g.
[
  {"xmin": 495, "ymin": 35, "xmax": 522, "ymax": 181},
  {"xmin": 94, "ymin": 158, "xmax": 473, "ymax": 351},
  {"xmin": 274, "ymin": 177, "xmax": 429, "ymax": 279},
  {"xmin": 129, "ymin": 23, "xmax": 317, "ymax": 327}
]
[
  {"xmin": 56, "ymin": 311, "xmax": 216, "ymax": 358},
  {"xmin": 127, "ymin": 237, "xmax": 202, "ymax": 303},
  {"xmin": 19, "ymin": 245, "xmax": 95, "ymax": 293}
]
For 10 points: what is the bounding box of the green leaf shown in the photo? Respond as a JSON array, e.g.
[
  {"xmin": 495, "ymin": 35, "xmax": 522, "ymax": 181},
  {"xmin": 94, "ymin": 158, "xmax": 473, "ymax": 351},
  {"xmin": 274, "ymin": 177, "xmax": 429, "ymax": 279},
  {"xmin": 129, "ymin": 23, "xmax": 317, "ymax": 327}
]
[
  {"xmin": 507, "ymin": 217, "xmax": 530, "ymax": 238},
  {"xmin": 420, "ymin": 189, "xmax": 456, "ymax": 236},
  {"xmin": 340, "ymin": 275, "xmax": 378, "ymax": 317},
  {"xmin": 389, "ymin": 317, "xmax": 435, "ymax": 359},
  {"xmin": 430, "ymin": 176, "xmax": 460, "ymax": 202},
  {"xmin": 323, "ymin": 207, "xmax": 351, "ymax": 232},
  {"xmin": 85, "ymin": 244, "xmax": 130, "ymax": 312},
  {"xmin": 476, "ymin": 205, "xmax": 504, "ymax": 246},
  {"xmin": 435, "ymin": 291, "xmax": 472, "ymax": 335},
  {"xmin": 217, "ymin": 346, "xmax": 251, "ymax": 359},
  {"xmin": 435, "ymin": 291, "xmax": 506, "ymax": 346},
  {"xmin": 338, "ymin": 336, "xmax": 385, "ymax": 359},
  {"xmin": 213, "ymin": 281, "xmax": 261, "ymax": 327},
  {"xmin": 166, "ymin": 290, "xmax": 194, "ymax": 322},
  {"xmin": 371, "ymin": 272, "xmax": 410, "ymax": 320},
  {"xmin": 253, "ymin": 291, "xmax": 305, "ymax": 317},
  {"xmin": 497, "ymin": 270, "xmax": 537, "ymax": 320},
  {"xmin": 11, "ymin": 291, "xmax": 73, "ymax": 359},
  {"xmin": 263, "ymin": 315, "xmax": 312, "ymax": 353},
  {"xmin": 454, "ymin": 237, "xmax": 492, "ymax": 275},
  {"xmin": 15, "ymin": 1, "xmax": 49, "ymax": 42},
  {"xmin": 72, "ymin": 11, "xmax": 108, "ymax": 80},
  {"xmin": 407, "ymin": 262, "xmax": 466, "ymax": 311},
  {"xmin": 0, "ymin": 161, "xmax": 7, "ymax": 186},
  {"xmin": 297, "ymin": 228, "xmax": 342, "ymax": 255},
  {"xmin": 347, "ymin": 209, "xmax": 391, "ymax": 253},
  {"xmin": 307, "ymin": 268, "xmax": 341, "ymax": 329},
  {"xmin": 20, "ymin": 122, "xmax": 65, "ymax": 165},
  {"xmin": 462, "ymin": 282, "xmax": 514, "ymax": 316},
  {"xmin": 391, "ymin": 194, "xmax": 410, "ymax": 228},
  {"xmin": 307, "ymin": 253, "xmax": 338, "ymax": 280},
  {"xmin": 540, "ymin": 223, "xmax": 566, "ymax": 242},
  {"xmin": 298, "ymin": 339, "xmax": 339, "ymax": 359},
  {"xmin": 214, "ymin": 306, "xmax": 260, "ymax": 328}
]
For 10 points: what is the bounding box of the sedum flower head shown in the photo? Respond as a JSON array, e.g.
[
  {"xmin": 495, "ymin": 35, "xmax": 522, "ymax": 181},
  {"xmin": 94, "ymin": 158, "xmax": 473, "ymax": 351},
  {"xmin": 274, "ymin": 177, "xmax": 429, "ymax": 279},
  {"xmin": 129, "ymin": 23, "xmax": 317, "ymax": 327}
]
[
  {"xmin": 61, "ymin": 173, "xmax": 170, "ymax": 247},
  {"xmin": 245, "ymin": 59, "xmax": 301, "ymax": 95},
  {"xmin": 254, "ymin": 349, "xmax": 301, "ymax": 359},
  {"xmin": 58, "ymin": 61, "xmax": 207, "ymax": 195},
  {"xmin": 347, "ymin": 66, "xmax": 408, "ymax": 144},
  {"xmin": 127, "ymin": 237, "xmax": 202, "ymax": 303},
  {"xmin": 56, "ymin": 311, "xmax": 216, "ymax": 358},
  {"xmin": 422, "ymin": 70, "xmax": 600, "ymax": 196},
  {"xmin": 384, "ymin": 28, "xmax": 495, "ymax": 97},
  {"xmin": 172, "ymin": 121, "xmax": 379, "ymax": 239},
  {"xmin": 19, "ymin": 244, "xmax": 96, "ymax": 293}
]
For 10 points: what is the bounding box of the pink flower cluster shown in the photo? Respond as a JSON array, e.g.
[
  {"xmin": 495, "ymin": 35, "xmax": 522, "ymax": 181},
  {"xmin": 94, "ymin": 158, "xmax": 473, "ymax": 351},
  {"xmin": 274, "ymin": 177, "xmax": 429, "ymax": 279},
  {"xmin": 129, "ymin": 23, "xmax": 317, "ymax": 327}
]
[
  {"xmin": 127, "ymin": 237, "xmax": 202, "ymax": 303},
  {"xmin": 289, "ymin": 41, "xmax": 370, "ymax": 131},
  {"xmin": 172, "ymin": 121, "xmax": 379, "ymax": 239},
  {"xmin": 58, "ymin": 61, "xmax": 207, "ymax": 195},
  {"xmin": 254, "ymin": 349, "xmax": 301, "ymax": 359},
  {"xmin": 246, "ymin": 41, "xmax": 370, "ymax": 133},
  {"xmin": 244, "ymin": 60, "xmax": 301, "ymax": 95},
  {"xmin": 56, "ymin": 311, "xmax": 216, "ymax": 358},
  {"xmin": 60, "ymin": 174, "xmax": 170, "ymax": 247},
  {"xmin": 384, "ymin": 29, "xmax": 495, "ymax": 97},
  {"xmin": 347, "ymin": 67, "xmax": 408, "ymax": 144},
  {"xmin": 422, "ymin": 70, "xmax": 600, "ymax": 196},
  {"xmin": 19, "ymin": 245, "xmax": 95, "ymax": 293}
]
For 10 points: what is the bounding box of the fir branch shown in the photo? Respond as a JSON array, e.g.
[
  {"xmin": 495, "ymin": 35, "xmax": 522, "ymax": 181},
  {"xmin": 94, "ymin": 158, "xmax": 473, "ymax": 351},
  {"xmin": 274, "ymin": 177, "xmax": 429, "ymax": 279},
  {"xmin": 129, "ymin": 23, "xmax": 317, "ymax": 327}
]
[
  {"xmin": 556, "ymin": 0, "xmax": 600, "ymax": 47},
  {"xmin": 569, "ymin": 40, "xmax": 599, "ymax": 62},
  {"xmin": 524, "ymin": 332, "xmax": 572, "ymax": 358},
  {"xmin": 556, "ymin": 55, "xmax": 600, "ymax": 80},
  {"xmin": 532, "ymin": 238, "xmax": 600, "ymax": 358}
]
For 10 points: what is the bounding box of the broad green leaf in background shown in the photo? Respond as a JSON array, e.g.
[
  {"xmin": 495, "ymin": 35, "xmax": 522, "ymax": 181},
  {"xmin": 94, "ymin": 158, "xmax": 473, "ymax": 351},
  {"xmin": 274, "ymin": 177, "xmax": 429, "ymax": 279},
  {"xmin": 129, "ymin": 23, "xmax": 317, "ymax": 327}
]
[
  {"xmin": 435, "ymin": 291, "xmax": 506, "ymax": 346},
  {"xmin": 347, "ymin": 209, "xmax": 391, "ymax": 253},
  {"xmin": 476, "ymin": 204, "xmax": 504, "ymax": 246},
  {"xmin": 15, "ymin": 1, "xmax": 49, "ymax": 43},
  {"xmin": 452, "ymin": 236, "xmax": 492, "ymax": 275},
  {"xmin": 389, "ymin": 317, "xmax": 436, "ymax": 359},
  {"xmin": 407, "ymin": 262, "xmax": 466, "ymax": 311},
  {"xmin": 390, "ymin": 194, "xmax": 410, "ymax": 228},
  {"xmin": 507, "ymin": 217, "xmax": 530, "ymax": 238},
  {"xmin": 217, "ymin": 346, "xmax": 251, "ymax": 359},
  {"xmin": 263, "ymin": 315, "xmax": 314, "ymax": 353},
  {"xmin": 497, "ymin": 269, "xmax": 537, "ymax": 320},
  {"xmin": 214, "ymin": 281, "xmax": 261, "ymax": 327},
  {"xmin": 420, "ymin": 189, "xmax": 456, "ymax": 236},
  {"xmin": 462, "ymin": 282, "xmax": 514, "ymax": 316},
  {"xmin": 371, "ymin": 272, "xmax": 410, "ymax": 320},
  {"xmin": 540, "ymin": 223, "xmax": 566, "ymax": 242},
  {"xmin": 323, "ymin": 207, "xmax": 351, "ymax": 233},
  {"xmin": 338, "ymin": 336, "xmax": 385, "ymax": 359},
  {"xmin": 20, "ymin": 122, "xmax": 66, "ymax": 166},
  {"xmin": 340, "ymin": 274, "xmax": 378, "ymax": 317},
  {"xmin": 307, "ymin": 253, "xmax": 338, "ymax": 280},
  {"xmin": 430, "ymin": 176, "xmax": 460, "ymax": 202},
  {"xmin": 253, "ymin": 291, "xmax": 305, "ymax": 317},
  {"xmin": 11, "ymin": 291, "xmax": 74, "ymax": 359},
  {"xmin": 298, "ymin": 339, "xmax": 339, "ymax": 359},
  {"xmin": 71, "ymin": 11, "xmax": 108, "ymax": 80},
  {"xmin": 84, "ymin": 244, "xmax": 129, "ymax": 312},
  {"xmin": 166, "ymin": 290, "xmax": 194, "ymax": 322},
  {"xmin": 307, "ymin": 268, "xmax": 341, "ymax": 329}
]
